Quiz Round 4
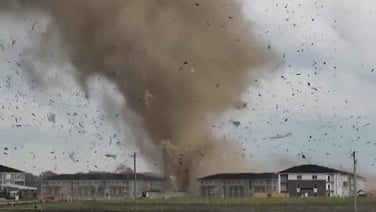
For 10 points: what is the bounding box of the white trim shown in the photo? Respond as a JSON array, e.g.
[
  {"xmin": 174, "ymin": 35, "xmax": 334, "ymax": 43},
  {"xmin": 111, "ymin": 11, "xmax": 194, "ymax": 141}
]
[{"xmin": 0, "ymin": 183, "xmax": 37, "ymax": 191}]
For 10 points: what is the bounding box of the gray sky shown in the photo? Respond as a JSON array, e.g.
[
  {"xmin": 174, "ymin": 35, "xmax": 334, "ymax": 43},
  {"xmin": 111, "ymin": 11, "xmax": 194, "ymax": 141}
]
[{"xmin": 0, "ymin": 0, "xmax": 375, "ymax": 181}]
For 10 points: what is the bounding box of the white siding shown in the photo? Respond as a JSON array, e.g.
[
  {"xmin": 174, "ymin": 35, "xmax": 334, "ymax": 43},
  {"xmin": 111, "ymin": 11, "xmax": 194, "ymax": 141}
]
[{"xmin": 287, "ymin": 173, "xmax": 329, "ymax": 181}]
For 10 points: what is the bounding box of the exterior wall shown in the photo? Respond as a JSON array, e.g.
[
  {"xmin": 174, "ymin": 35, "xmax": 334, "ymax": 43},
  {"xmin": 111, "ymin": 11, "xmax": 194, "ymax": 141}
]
[
  {"xmin": 136, "ymin": 180, "xmax": 165, "ymax": 194},
  {"xmin": 41, "ymin": 179, "xmax": 164, "ymax": 200},
  {"xmin": 357, "ymin": 178, "xmax": 366, "ymax": 194},
  {"xmin": 287, "ymin": 180, "xmax": 326, "ymax": 197},
  {"xmin": 280, "ymin": 172, "xmax": 366, "ymax": 197},
  {"xmin": 287, "ymin": 173, "xmax": 330, "ymax": 181},
  {"xmin": 335, "ymin": 174, "xmax": 366, "ymax": 197},
  {"xmin": 0, "ymin": 172, "xmax": 25, "ymax": 189},
  {"xmin": 279, "ymin": 174, "xmax": 288, "ymax": 193},
  {"xmin": 325, "ymin": 173, "xmax": 366, "ymax": 197},
  {"xmin": 283, "ymin": 173, "xmax": 334, "ymax": 197},
  {"xmin": 334, "ymin": 173, "xmax": 350, "ymax": 197},
  {"xmin": 200, "ymin": 177, "xmax": 279, "ymax": 198}
]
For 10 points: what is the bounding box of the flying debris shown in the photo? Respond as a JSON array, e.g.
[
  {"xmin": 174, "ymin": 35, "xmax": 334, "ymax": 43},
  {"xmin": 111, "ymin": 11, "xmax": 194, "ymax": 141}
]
[
  {"xmin": 362, "ymin": 123, "xmax": 371, "ymax": 128},
  {"xmin": 235, "ymin": 101, "xmax": 248, "ymax": 109},
  {"xmin": 231, "ymin": 121, "xmax": 241, "ymax": 127},
  {"xmin": 47, "ymin": 113, "xmax": 56, "ymax": 124},
  {"xmin": 270, "ymin": 132, "xmax": 293, "ymax": 139},
  {"xmin": 105, "ymin": 154, "xmax": 117, "ymax": 159},
  {"xmin": 300, "ymin": 152, "xmax": 306, "ymax": 159},
  {"xmin": 3, "ymin": 0, "xmax": 275, "ymax": 191}
]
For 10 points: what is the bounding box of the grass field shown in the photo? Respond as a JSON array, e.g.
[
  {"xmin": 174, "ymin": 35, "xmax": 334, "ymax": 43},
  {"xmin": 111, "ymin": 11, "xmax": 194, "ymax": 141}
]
[{"xmin": 0, "ymin": 197, "xmax": 375, "ymax": 211}]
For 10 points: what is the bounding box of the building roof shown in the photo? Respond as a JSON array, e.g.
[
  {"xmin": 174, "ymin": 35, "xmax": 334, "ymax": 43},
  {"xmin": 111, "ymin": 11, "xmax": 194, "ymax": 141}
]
[
  {"xmin": 198, "ymin": 172, "xmax": 277, "ymax": 180},
  {"xmin": 279, "ymin": 164, "xmax": 353, "ymax": 175},
  {"xmin": 0, "ymin": 164, "xmax": 23, "ymax": 173},
  {"xmin": 44, "ymin": 173, "xmax": 165, "ymax": 181},
  {"xmin": 279, "ymin": 164, "xmax": 342, "ymax": 174}
]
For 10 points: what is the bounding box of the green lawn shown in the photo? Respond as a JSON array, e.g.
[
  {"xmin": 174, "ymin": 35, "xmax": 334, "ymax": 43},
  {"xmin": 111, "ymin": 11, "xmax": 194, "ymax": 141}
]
[{"xmin": 1, "ymin": 197, "xmax": 375, "ymax": 211}]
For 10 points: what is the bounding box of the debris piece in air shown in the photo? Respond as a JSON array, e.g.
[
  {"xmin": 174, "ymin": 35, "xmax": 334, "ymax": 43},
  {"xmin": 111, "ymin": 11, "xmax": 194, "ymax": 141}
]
[
  {"xmin": 144, "ymin": 90, "xmax": 154, "ymax": 108},
  {"xmin": 235, "ymin": 101, "xmax": 248, "ymax": 109},
  {"xmin": 270, "ymin": 132, "xmax": 293, "ymax": 139},
  {"xmin": 231, "ymin": 121, "xmax": 241, "ymax": 127},
  {"xmin": 47, "ymin": 113, "xmax": 56, "ymax": 124},
  {"xmin": 105, "ymin": 154, "xmax": 117, "ymax": 159},
  {"xmin": 363, "ymin": 123, "xmax": 371, "ymax": 128},
  {"xmin": 300, "ymin": 152, "xmax": 306, "ymax": 159}
]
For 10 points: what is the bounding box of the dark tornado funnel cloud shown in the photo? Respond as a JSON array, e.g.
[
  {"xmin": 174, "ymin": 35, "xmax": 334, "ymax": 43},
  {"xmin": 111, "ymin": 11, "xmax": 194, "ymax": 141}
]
[{"xmin": 31, "ymin": 0, "xmax": 273, "ymax": 191}]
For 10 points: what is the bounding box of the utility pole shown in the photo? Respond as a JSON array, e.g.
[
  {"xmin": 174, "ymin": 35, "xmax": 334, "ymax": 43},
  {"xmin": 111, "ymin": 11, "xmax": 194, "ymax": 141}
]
[
  {"xmin": 133, "ymin": 152, "xmax": 137, "ymax": 212},
  {"xmin": 352, "ymin": 151, "xmax": 357, "ymax": 212},
  {"xmin": 133, "ymin": 152, "xmax": 137, "ymax": 199}
]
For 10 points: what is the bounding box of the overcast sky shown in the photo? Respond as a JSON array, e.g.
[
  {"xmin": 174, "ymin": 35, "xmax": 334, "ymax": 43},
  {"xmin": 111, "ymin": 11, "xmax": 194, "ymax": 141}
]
[{"xmin": 0, "ymin": 0, "xmax": 376, "ymax": 181}]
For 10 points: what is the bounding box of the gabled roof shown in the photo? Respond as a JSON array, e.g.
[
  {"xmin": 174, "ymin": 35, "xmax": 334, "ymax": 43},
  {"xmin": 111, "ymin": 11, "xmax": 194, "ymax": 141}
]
[
  {"xmin": 0, "ymin": 165, "xmax": 23, "ymax": 173},
  {"xmin": 198, "ymin": 172, "xmax": 277, "ymax": 180},
  {"xmin": 44, "ymin": 173, "xmax": 164, "ymax": 181},
  {"xmin": 279, "ymin": 164, "xmax": 346, "ymax": 174}
]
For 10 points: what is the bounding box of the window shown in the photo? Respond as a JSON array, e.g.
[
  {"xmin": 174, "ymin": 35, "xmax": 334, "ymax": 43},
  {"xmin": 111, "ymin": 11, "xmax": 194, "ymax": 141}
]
[
  {"xmin": 5, "ymin": 174, "xmax": 11, "ymax": 180},
  {"xmin": 15, "ymin": 174, "xmax": 23, "ymax": 181},
  {"xmin": 297, "ymin": 183, "xmax": 300, "ymax": 188},
  {"xmin": 327, "ymin": 184, "xmax": 331, "ymax": 190},
  {"xmin": 248, "ymin": 181, "xmax": 253, "ymax": 189},
  {"xmin": 297, "ymin": 175, "xmax": 302, "ymax": 180},
  {"xmin": 343, "ymin": 181, "xmax": 348, "ymax": 187},
  {"xmin": 327, "ymin": 175, "xmax": 331, "ymax": 182},
  {"xmin": 312, "ymin": 175, "xmax": 317, "ymax": 180},
  {"xmin": 314, "ymin": 184, "xmax": 317, "ymax": 189}
]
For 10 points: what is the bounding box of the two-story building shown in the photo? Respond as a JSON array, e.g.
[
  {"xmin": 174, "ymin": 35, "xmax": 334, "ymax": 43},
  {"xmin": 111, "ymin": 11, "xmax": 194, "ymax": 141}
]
[
  {"xmin": 279, "ymin": 164, "xmax": 365, "ymax": 197},
  {"xmin": 0, "ymin": 164, "xmax": 37, "ymax": 199},
  {"xmin": 41, "ymin": 172, "xmax": 165, "ymax": 200},
  {"xmin": 198, "ymin": 173, "xmax": 280, "ymax": 198}
]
